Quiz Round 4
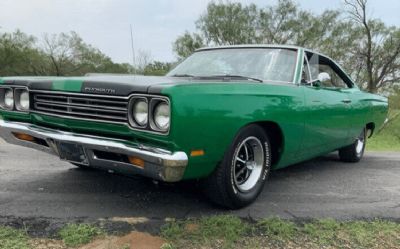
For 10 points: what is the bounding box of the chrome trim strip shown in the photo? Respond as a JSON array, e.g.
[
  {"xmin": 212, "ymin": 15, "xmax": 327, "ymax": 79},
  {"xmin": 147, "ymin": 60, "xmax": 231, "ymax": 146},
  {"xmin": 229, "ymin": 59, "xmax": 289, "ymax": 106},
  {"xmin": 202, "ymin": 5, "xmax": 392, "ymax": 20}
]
[
  {"xmin": 35, "ymin": 94, "xmax": 129, "ymax": 103},
  {"xmin": 0, "ymin": 120, "xmax": 187, "ymax": 182},
  {"xmin": 149, "ymin": 98, "xmax": 170, "ymax": 133},
  {"xmin": 33, "ymin": 104, "xmax": 128, "ymax": 121},
  {"xmin": 32, "ymin": 91, "xmax": 129, "ymax": 123},
  {"xmin": 14, "ymin": 87, "xmax": 30, "ymax": 112},
  {"xmin": 29, "ymin": 89, "xmax": 132, "ymax": 99},
  {"xmin": 196, "ymin": 44, "xmax": 303, "ymax": 52},
  {"xmin": 292, "ymin": 48, "xmax": 301, "ymax": 84},
  {"xmin": 31, "ymin": 109, "xmax": 131, "ymax": 125},
  {"xmin": 0, "ymin": 86, "xmax": 14, "ymax": 110},
  {"xmin": 34, "ymin": 102, "xmax": 127, "ymax": 114},
  {"xmin": 34, "ymin": 95, "xmax": 128, "ymax": 111},
  {"xmin": 128, "ymin": 96, "xmax": 149, "ymax": 129},
  {"xmin": 0, "ymin": 86, "xmax": 30, "ymax": 113}
]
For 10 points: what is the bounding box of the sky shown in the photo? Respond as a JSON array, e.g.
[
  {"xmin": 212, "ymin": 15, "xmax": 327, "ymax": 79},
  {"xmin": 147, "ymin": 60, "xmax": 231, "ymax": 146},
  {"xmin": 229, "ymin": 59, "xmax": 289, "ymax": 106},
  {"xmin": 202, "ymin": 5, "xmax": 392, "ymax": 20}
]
[{"xmin": 0, "ymin": 0, "xmax": 399, "ymax": 64}]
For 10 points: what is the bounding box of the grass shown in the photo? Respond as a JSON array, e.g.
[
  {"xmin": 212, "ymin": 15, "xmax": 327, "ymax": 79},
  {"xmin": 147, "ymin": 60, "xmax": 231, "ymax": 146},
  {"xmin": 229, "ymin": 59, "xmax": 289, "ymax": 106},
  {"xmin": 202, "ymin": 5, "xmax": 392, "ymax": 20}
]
[
  {"xmin": 301, "ymin": 219, "xmax": 400, "ymax": 248},
  {"xmin": 1, "ymin": 217, "xmax": 399, "ymax": 249},
  {"xmin": 59, "ymin": 223, "xmax": 103, "ymax": 247},
  {"xmin": 161, "ymin": 216, "xmax": 400, "ymax": 249},
  {"xmin": 257, "ymin": 217, "xmax": 297, "ymax": 240},
  {"xmin": 0, "ymin": 226, "xmax": 30, "ymax": 249},
  {"xmin": 367, "ymin": 109, "xmax": 400, "ymax": 151},
  {"xmin": 161, "ymin": 215, "xmax": 248, "ymax": 248}
]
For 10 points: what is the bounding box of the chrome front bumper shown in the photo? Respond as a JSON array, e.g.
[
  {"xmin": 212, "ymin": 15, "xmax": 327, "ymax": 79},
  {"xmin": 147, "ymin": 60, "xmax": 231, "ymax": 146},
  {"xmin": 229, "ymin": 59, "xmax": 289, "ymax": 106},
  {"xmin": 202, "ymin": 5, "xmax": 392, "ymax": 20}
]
[{"xmin": 0, "ymin": 120, "xmax": 188, "ymax": 182}]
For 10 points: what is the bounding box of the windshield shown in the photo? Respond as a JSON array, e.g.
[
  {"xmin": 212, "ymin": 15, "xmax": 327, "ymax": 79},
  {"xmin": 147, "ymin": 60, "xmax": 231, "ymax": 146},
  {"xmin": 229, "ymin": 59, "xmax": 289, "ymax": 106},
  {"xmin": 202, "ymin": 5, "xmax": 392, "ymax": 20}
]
[{"xmin": 167, "ymin": 48, "xmax": 298, "ymax": 83}]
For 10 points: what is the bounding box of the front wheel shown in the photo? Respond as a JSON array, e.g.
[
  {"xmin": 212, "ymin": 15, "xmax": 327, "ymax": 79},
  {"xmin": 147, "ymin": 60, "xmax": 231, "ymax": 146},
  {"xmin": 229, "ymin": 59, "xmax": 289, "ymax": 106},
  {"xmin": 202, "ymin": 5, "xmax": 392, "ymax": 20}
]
[
  {"xmin": 203, "ymin": 124, "xmax": 271, "ymax": 209},
  {"xmin": 339, "ymin": 129, "xmax": 366, "ymax": 162}
]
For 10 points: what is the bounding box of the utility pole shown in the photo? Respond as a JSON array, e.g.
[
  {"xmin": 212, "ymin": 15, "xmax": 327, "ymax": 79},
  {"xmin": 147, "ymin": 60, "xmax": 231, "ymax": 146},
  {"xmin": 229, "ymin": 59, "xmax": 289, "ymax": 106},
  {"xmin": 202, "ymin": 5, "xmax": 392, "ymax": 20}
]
[{"xmin": 130, "ymin": 24, "xmax": 136, "ymax": 75}]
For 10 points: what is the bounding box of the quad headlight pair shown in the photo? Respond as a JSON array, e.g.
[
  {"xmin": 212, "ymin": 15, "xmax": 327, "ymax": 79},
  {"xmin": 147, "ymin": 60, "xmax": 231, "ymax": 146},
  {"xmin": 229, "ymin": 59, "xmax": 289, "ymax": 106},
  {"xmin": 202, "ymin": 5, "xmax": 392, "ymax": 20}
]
[
  {"xmin": 0, "ymin": 88, "xmax": 30, "ymax": 111},
  {"xmin": 129, "ymin": 97, "xmax": 170, "ymax": 133}
]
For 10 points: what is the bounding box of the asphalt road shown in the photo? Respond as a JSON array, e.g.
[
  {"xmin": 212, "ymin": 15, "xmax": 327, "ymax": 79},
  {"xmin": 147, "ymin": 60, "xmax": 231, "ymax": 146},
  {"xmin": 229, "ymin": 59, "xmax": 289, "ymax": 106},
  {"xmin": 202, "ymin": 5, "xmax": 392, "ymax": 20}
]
[{"xmin": 0, "ymin": 139, "xmax": 399, "ymax": 224}]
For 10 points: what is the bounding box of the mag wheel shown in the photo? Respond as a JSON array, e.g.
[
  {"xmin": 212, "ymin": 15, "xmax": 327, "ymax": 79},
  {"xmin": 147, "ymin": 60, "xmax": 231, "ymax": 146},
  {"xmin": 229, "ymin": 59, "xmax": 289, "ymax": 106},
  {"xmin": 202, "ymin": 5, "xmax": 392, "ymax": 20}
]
[
  {"xmin": 339, "ymin": 128, "xmax": 366, "ymax": 162},
  {"xmin": 203, "ymin": 124, "xmax": 271, "ymax": 209}
]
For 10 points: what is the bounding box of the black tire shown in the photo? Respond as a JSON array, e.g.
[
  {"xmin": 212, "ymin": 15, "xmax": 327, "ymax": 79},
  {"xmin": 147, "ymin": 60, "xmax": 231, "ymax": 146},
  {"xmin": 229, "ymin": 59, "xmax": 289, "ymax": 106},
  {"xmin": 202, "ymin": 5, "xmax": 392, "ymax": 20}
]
[
  {"xmin": 339, "ymin": 128, "xmax": 366, "ymax": 163},
  {"xmin": 202, "ymin": 124, "xmax": 271, "ymax": 209}
]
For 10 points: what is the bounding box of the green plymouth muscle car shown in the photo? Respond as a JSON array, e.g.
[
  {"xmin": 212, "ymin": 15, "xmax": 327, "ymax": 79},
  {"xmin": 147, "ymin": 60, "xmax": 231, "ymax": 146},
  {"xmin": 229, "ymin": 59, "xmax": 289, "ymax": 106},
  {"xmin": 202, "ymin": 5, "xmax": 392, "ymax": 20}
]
[{"xmin": 0, "ymin": 45, "xmax": 388, "ymax": 208}]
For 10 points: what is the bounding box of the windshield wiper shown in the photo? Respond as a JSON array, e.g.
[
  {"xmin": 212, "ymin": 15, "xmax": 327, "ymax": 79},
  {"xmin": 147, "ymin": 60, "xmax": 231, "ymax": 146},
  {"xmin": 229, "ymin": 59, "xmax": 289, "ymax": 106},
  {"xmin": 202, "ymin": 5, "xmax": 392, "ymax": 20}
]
[
  {"xmin": 170, "ymin": 74, "xmax": 263, "ymax": 83},
  {"xmin": 197, "ymin": 74, "xmax": 263, "ymax": 83},
  {"xmin": 170, "ymin": 74, "xmax": 195, "ymax": 77}
]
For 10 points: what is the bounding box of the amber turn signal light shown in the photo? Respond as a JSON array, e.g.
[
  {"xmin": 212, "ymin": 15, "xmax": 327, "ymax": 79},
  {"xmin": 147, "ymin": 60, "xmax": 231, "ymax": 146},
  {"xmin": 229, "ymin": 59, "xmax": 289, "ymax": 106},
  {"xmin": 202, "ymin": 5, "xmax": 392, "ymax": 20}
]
[
  {"xmin": 190, "ymin": 149, "xmax": 205, "ymax": 157},
  {"xmin": 128, "ymin": 156, "xmax": 145, "ymax": 168},
  {"xmin": 13, "ymin": 132, "xmax": 35, "ymax": 142}
]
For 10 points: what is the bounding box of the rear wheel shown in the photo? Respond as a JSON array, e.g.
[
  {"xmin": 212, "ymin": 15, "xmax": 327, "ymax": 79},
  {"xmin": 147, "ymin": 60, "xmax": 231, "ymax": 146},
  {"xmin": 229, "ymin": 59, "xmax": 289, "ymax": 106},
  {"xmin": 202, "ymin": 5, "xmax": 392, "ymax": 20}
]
[
  {"xmin": 203, "ymin": 124, "xmax": 271, "ymax": 209},
  {"xmin": 339, "ymin": 129, "xmax": 366, "ymax": 162}
]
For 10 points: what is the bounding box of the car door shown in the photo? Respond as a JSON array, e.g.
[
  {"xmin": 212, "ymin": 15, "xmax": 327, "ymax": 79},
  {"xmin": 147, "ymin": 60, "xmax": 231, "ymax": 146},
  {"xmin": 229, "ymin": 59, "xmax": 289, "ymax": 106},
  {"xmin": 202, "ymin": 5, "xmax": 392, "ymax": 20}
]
[{"xmin": 300, "ymin": 51, "xmax": 352, "ymax": 155}]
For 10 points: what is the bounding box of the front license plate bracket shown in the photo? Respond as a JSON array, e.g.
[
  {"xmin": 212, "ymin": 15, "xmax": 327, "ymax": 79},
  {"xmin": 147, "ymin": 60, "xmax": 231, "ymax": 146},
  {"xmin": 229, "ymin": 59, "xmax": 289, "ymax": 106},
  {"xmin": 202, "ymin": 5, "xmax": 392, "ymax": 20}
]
[{"xmin": 57, "ymin": 142, "xmax": 89, "ymax": 165}]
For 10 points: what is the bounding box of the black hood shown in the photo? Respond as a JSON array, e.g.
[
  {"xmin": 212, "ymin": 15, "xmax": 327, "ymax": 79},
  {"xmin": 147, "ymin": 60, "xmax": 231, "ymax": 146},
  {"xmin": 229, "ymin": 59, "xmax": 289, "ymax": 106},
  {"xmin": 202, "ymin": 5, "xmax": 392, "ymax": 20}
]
[
  {"xmin": 2, "ymin": 75, "xmax": 189, "ymax": 96},
  {"xmin": 80, "ymin": 75, "xmax": 188, "ymax": 95}
]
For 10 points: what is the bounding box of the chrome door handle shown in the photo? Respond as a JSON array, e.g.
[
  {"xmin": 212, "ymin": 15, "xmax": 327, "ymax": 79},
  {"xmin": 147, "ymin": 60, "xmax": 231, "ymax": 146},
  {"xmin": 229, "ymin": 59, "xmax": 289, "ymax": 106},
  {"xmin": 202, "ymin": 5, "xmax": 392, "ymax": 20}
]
[{"xmin": 341, "ymin": 99, "xmax": 352, "ymax": 104}]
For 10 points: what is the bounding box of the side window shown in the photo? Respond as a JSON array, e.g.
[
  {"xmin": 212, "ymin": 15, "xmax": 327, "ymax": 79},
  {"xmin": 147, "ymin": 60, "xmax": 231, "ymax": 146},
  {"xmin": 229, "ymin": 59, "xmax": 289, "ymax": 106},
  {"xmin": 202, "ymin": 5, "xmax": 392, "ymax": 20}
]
[
  {"xmin": 306, "ymin": 52, "xmax": 350, "ymax": 89},
  {"xmin": 318, "ymin": 65, "xmax": 348, "ymax": 88}
]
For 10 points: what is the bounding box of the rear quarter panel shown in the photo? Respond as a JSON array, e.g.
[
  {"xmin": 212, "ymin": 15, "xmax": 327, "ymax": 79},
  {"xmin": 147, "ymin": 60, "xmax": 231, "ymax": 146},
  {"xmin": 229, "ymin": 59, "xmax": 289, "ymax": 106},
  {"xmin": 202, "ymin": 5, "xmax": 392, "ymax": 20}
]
[
  {"xmin": 347, "ymin": 89, "xmax": 388, "ymax": 140},
  {"xmin": 364, "ymin": 92, "xmax": 388, "ymax": 134}
]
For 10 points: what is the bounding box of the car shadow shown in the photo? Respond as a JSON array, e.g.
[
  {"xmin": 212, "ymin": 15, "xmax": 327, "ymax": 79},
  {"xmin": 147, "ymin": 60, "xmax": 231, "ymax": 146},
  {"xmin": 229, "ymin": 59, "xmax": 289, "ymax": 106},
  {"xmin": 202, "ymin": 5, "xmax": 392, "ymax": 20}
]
[{"xmin": 12, "ymin": 152, "xmax": 353, "ymax": 220}]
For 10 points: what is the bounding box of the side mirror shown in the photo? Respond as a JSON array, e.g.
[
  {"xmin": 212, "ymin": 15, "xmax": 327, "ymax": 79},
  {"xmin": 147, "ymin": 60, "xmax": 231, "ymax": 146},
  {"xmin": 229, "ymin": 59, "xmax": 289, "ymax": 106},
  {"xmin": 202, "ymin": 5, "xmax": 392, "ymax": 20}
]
[
  {"xmin": 312, "ymin": 80, "xmax": 321, "ymax": 87},
  {"xmin": 317, "ymin": 72, "xmax": 331, "ymax": 85}
]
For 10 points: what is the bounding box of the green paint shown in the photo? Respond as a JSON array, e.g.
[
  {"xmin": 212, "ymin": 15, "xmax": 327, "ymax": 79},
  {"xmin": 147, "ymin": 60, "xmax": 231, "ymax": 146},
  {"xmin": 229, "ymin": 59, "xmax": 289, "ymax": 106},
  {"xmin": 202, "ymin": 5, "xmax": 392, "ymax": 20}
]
[
  {"xmin": 0, "ymin": 78, "xmax": 4, "ymax": 84},
  {"xmin": 52, "ymin": 79, "xmax": 83, "ymax": 92},
  {"xmin": 160, "ymin": 82, "xmax": 386, "ymax": 178}
]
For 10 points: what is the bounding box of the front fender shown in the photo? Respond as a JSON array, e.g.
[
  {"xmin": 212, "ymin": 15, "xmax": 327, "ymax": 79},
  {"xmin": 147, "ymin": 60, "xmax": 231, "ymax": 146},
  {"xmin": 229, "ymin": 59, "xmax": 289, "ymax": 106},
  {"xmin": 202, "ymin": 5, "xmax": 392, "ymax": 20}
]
[{"xmin": 162, "ymin": 82, "xmax": 305, "ymax": 179}]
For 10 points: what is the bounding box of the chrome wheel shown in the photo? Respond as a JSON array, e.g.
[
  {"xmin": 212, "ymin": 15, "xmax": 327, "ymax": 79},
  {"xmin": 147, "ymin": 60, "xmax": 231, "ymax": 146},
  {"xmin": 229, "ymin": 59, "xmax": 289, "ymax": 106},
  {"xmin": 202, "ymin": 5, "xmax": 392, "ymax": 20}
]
[
  {"xmin": 203, "ymin": 124, "xmax": 270, "ymax": 208},
  {"xmin": 233, "ymin": 136, "xmax": 264, "ymax": 192},
  {"xmin": 355, "ymin": 132, "xmax": 365, "ymax": 154},
  {"xmin": 339, "ymin": 128, "xmax": 366, "ymax": 163}
]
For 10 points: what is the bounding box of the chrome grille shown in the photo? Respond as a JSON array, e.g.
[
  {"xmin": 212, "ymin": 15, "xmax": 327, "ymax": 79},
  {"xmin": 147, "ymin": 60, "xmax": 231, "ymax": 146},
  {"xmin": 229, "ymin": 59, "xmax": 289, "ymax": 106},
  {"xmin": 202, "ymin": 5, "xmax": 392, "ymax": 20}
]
[{"xmin": 32, "ymin": 92, "xmax": 128, "ymax": 123}]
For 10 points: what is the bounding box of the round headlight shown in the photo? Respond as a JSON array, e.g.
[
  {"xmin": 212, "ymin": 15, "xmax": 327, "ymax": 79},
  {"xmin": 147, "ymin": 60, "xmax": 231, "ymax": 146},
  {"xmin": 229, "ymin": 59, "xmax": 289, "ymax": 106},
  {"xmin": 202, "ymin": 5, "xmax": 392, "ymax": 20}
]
[
  {"xmin": 154, "ymin": 102, "xmax": 170, "ymax": 131},
  {"xmin": 4, "ymin": 89, "xmax": 14, "ymax": 109},
  {"xmin": 18, "ymin": 90, "xmax": 30, "ymax": 111},
  {"xmin": 133, "ymin": 100, "xmax": 148, "ymax": 126}
]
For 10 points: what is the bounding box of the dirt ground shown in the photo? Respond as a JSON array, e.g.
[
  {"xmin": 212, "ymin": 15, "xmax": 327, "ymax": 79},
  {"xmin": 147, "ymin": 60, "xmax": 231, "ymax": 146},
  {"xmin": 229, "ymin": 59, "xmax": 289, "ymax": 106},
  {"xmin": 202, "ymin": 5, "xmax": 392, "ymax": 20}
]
[
  {"xmin": 79, "ymin": 231, "xmax": 165, "ymax": 249},
  {"xmin": 29, "ymin": 231, "xmax": 166, "ymax": 249}
]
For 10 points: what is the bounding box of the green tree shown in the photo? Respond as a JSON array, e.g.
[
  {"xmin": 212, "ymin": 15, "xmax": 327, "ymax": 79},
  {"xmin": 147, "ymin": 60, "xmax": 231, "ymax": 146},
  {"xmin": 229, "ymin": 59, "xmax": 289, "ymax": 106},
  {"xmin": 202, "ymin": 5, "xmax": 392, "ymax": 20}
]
[
  {"xmin": 143, "ymin": 61, "xmax": 174, "ymax": 76},
  {"xmin": 173, "ymin": 32, "xmax": 204, "ymax": 60},
  {"xmin": 389, "ymin": 86, "xmax": 400, "ymax": 109},
  {"xmin": 197, "ymin": 2, "xmax": 259, "ymax": 45},
  {"xmin": 174, "ymin": 1, "xmax": 348, "ymax": 59},
  {"xmin": 42, "ymin": 31, "xmax": 130, "ymax": 76},
  {"xmin": 258, "ymin": 0, "xmax": 302, "ymax": 44},
  {"xmin": 345, "ymin": 0, "xmax": 400, "ymax": 93},
  {"xmin": 173, "ymin": 0, "xmax": 400, "ymax": 93},
  {"xmin": 0, "ymin": 30, "xmax": 137, "ymax": 77},
  {"xmin": 0, "ymin": 30, "xmax": 48, "ymax": 76}
]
